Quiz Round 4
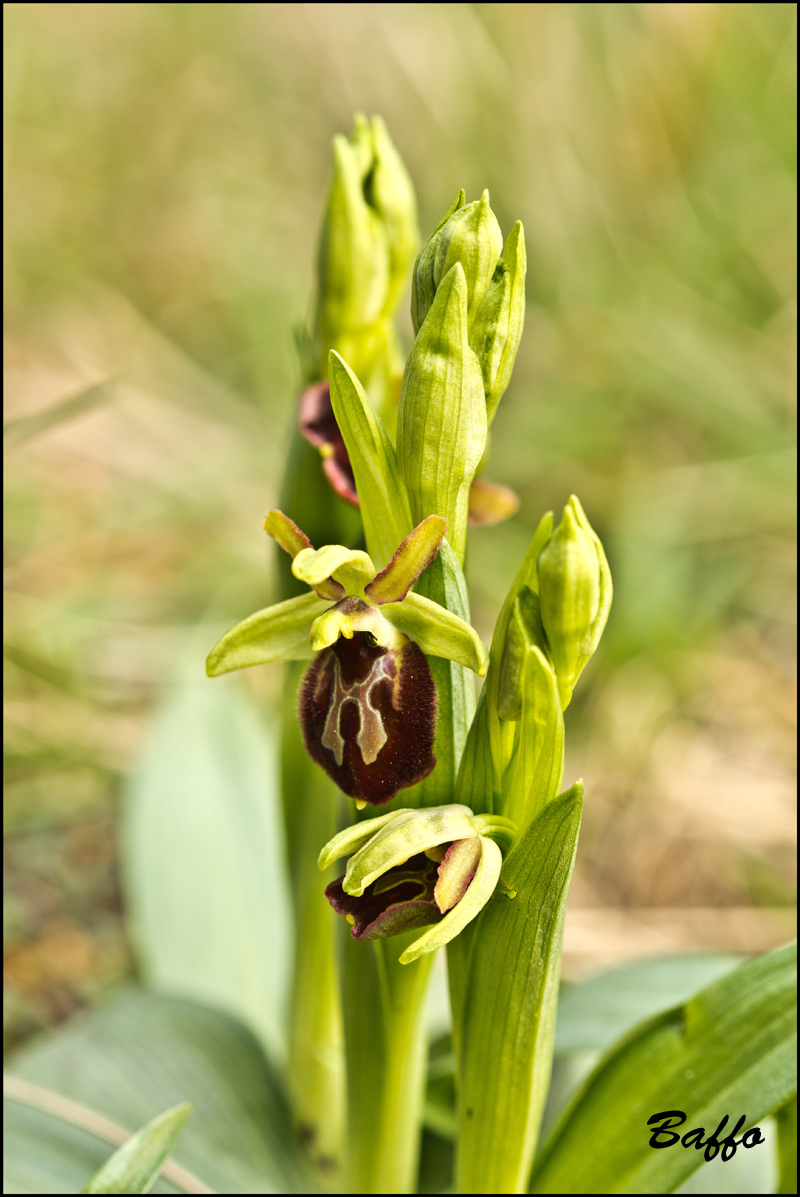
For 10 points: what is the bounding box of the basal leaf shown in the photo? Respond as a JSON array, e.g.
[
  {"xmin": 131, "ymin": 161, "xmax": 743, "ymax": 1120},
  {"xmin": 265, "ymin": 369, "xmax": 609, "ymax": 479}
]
[
  {"xmin": 4, "ymin": 990, "xmax": 318, "ymax": 1194},
  {"xmin": 82, "ymin": 1102, "xmax": 193, "ymax": 1194},
  {"xmin": 122, "ymin": 669, "xmax": 292, "ymax": 1063},
  {"xmin": 530, "ymin": 942, "xmax": 797, "ymax": 1194}
]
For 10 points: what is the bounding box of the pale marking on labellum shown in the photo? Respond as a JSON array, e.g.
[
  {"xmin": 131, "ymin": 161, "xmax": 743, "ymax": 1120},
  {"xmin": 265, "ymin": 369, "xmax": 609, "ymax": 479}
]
[{"xmin": 320, "ymin": 651, "xmax": 401, "ymax": 766}]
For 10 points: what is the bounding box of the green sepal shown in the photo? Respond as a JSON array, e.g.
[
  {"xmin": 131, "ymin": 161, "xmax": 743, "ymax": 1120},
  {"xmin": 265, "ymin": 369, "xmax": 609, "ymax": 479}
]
[
  {"xmin": 397, "ymin": 263, "xmax": 487, "ymax": 564},
  {"xmin": 293, "ymin": 543, "xmax": 376, "ymax": 594},
  {"xmin": 328, "ymin": 350, "xmax": 413, "ymax": 567},
  {"xmin": 470, "ymin": 814, "xmax": 517, "ymax": 852},
  {"xmin": 82, "ymin": 1102, "xmax": 193, "ymax": 1194},
  {"xmin": 205, "ymin": 591, "xmax": 329, "ymax": 676},
  {"xmin": 382, "ymin": 589, "xmax": 489, "ymax": 676},
  {"xmin": 400, "ymin": 836, "xmax": 502, "ymax": 964},
  {"xmin": 342, "ymin": 805, "xmax": 477, "ymax": 896},
  {"xmin": 317, "ymin": 808, "xmax": 413, "ymax": 872},
  {"xmin": 365, "ymin": 514, "xmax": 447, "ymax": 604}
]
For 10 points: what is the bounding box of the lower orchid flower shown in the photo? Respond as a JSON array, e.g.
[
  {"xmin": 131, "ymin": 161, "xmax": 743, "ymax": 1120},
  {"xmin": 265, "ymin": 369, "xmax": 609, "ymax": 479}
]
[
  {"xmin": 319, "ymin": 804, "xmax": 516, "ymax": 963},
  {"xmin": 206, "ymin": 509, "xmax": 488, "ymax": 805}
]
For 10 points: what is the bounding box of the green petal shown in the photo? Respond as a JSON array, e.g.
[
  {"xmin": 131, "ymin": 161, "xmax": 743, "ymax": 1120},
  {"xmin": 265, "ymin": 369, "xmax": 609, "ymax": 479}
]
[
  {"xmin": 293, "ymin": 544, "xmax": 376, "ymax": 594},
  {"xmin": 343, "ymin": 805, "xmax": 477, "ymax": 896},
  {"xmin": 317, "ymin": 809, "xmax": 413, "ymax": 872},
  {"xmin": 205, "ymin": 591, "xmax": 328, "ymax": 677},
  {"xmin": 263, "ymin": 509, "xmax": 312, "ymax": 559},
  {"xmin": 381, "ymin": 590, "xmax": 489, "ymax": 676},
  {"xmin": 329, "ymin": 351, "xmax": 413, "ymax": 568},
  {"xmin": 364, "ymin": 515, "xmax": 447, "ymax": 604},
  {"xmin": 399, "ymin": 835, "xmax": 502, "ymax": 963}
]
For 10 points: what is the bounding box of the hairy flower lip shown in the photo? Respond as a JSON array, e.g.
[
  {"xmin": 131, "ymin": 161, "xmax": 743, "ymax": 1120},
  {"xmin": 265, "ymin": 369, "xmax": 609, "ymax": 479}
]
[{"xmin": 206, "ymin": 511, "xmax": 489, "ymax": 803}]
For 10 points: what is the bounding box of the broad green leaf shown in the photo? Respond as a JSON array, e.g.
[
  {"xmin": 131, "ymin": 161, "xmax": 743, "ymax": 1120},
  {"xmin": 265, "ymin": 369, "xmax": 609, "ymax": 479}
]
[
  {"xmin": 328, "ymin": 351, "xmax": 412, "ymax": 568},
  {"xmin": 205, "ymin": 592, "xmax": 327, "ymax": 676},
  {"xmin": 775, "ymin": 1095, "xmax": 797, "ymax": 1195},
  {"xmin": 675, "ymin": 1119, "xmax": 776, "ymax": 1193},
  {"xmin": 381, "ymin": 591, "xmax": 488, "ymax": 676},
  {"xmin": 396, "ymin": 263, "xmax": 486, "ymax": 564},
  {"xmin": 555, "ymin": 954, "xmax": 744, "ymax": 1054},
  {"xmin": 4, "ymin": 990, "xmax": 318, "ymax": 1194},
  {"xmin": 530, "ymin": 941, "xmax": 797, "ymax": 1195},
  {"xmin": 82, "ymin": 1103, "xmax": 193, "ymax": 1194},
  {"xmin": 449, "ymin": 781, "xmax": 584, "ymax": 1193},
  {"xmin": 122, "ymin": 671, "xmax": 292, "ymax": 1063}
]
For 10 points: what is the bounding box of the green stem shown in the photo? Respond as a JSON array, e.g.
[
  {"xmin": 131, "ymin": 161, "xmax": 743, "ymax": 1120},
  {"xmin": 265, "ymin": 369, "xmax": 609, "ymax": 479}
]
[
  {"xmin": 281, "ymin": 672, "xmax": 345, "ymax": 1180},
  {"xmin": 340, "ymin": 931, "xmax": 434, "ymax": 1193}
]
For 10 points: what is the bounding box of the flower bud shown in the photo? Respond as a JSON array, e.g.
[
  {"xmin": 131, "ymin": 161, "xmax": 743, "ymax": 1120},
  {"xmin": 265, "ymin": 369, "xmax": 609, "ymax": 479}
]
[
  {"xmin": 314, "ymin": 114, "xmax": 418, "ymax": 383},
  {"xmin": 536, "ymin": 495, "xmax": 612, "ymax": 709},
  {"xmin": 412, "ymin": 191, "xmax": 502, "ymax": 334},
  {"xmin": 319, "ymin": 805, "xmax": 515, "ymax": 962}
]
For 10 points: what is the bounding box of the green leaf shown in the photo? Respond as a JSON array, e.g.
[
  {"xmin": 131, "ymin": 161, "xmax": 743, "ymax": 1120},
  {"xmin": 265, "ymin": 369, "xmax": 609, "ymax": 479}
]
[
  {"xmin": 555, "ymin": 954, "xmax": 744, "ymax": 1054},
  {"xmin": 456, "ymin": 512, "xmax": 554, "ymax": 817},
  {"xmin": 396, "ymin": 263, "xmax": 487, "ymax": 564},
  {"xmin": 449, "ymin": 781, "xmax": 584, "ymax": 1193},
  {"xmin": 530, "ymin": 941, "xmax": 797, "ymax": 1195},
  {"xmin": 82, "ymin": 1103, "xmax": 193, "ymax": 1194},
  {"xmin": 4, "ymin": 990, "xmax": 318, "ymax": 1194},
  {"xmin": 382, "ymin": 590, "xmax": 488, "ymax": 675},
  {"xmin": 500, "ymin": 643, "xmax": 565, "ymax": 830},
  {"xmin": 328, "ymin": 350, "xmax": 412, "ymax": 568},
  {"xmin": 775, "ymin": 1095, "xmax": 797, "ymax": 1195},
  {"xmin": 122, "ymin": 671, "xmax": 292, "ymax": 1063},
  {"xmin": 205, "ymin": 592, "xmax": 328, "ymax": 676}
]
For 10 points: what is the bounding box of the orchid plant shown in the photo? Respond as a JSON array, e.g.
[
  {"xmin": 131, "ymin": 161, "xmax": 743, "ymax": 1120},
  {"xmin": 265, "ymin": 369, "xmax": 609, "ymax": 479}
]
[
  {"xmin": 197, "ymin": 115, "xmax": 796, "ymax": 1196},
  {"xmin": 5, "ymin": 113, "xmax": 794, "ymax": 1197}
]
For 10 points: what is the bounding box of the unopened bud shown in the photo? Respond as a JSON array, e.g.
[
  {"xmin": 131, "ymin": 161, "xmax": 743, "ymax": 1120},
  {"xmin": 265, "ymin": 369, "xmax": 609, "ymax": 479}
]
[
  {"xmin": 469, "ymin": 221, "xmax": 526, "ymax": 423},
  {"xmin": 536, "ymin": 495, "xmax": 612, "ymax": 708},
  {"xmin": 412, "ymin": 190, "xmax": 502, "ymax": 333}
]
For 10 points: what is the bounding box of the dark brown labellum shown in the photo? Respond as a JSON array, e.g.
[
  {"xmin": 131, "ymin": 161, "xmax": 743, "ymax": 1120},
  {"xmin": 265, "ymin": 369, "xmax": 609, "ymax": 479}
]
[
  {"xmin": 299, "ymin": 630, "xmax": 437, "ymax": 805},
  {"xmin": 325, "ymin": 853, "xmax": 442, "ymax": 940}
]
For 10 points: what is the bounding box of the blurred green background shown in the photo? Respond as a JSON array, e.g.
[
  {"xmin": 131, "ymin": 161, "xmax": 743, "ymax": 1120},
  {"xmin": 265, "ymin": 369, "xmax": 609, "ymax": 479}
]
[{"xmin": 4, "ymin": 2, "xmax": 796, "ymax": 1051}]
